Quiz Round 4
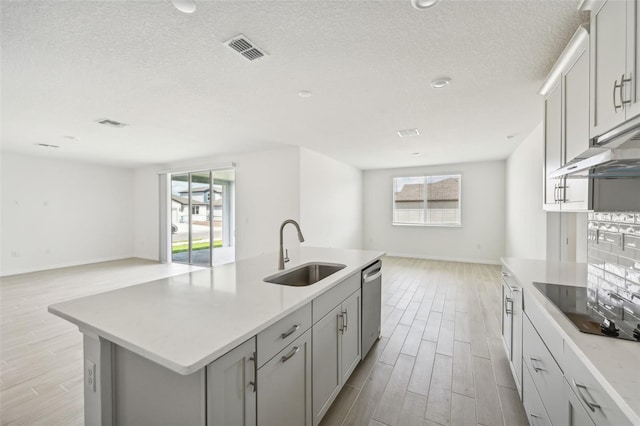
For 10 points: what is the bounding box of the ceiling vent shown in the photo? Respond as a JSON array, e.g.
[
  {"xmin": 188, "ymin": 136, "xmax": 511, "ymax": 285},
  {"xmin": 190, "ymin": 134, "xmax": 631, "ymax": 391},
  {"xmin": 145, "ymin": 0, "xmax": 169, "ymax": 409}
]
[
  {"xmin": 397, "ymin": 128, "xmax": 420, "ymax": 138},
  {"xmin": 96, "ymin": 118, "xmax": 128, "ymax": 128},
  {"xmin": 224, "ymin": 34, "xmax": 268, "ymax": 61}
]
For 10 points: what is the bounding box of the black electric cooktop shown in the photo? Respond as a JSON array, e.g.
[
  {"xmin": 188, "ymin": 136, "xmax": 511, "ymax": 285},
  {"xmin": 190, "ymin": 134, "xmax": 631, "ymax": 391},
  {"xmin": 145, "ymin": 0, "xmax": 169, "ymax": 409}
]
[{"xmin": 533, "ymin": 282, "xmax": 640, "ymax": 342}]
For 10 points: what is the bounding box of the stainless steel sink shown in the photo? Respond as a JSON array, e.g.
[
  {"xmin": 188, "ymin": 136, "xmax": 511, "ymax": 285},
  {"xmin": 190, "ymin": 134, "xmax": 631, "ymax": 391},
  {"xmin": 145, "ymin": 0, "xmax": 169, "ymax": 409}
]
[{"xmin": 264, "ymin": 262, "xmax": 346, "ymax": 286}]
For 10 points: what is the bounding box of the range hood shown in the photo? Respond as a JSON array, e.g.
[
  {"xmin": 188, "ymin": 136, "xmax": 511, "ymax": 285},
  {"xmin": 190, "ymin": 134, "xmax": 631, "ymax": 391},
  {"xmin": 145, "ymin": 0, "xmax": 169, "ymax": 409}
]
[{"xmin": 550, "ymin": 117, "xmax": 640, "ymax": 179}]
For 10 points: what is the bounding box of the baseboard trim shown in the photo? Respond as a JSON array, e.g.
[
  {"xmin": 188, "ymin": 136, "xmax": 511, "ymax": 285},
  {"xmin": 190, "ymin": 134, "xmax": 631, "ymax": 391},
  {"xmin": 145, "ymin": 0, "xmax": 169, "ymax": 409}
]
[
  {"xmin": 384, "ymin": 252, "xmax": 501, "ymax": 265},
  {"xmin": 0, "ymin": 254, "xmax": 137, "ymax": 277}
]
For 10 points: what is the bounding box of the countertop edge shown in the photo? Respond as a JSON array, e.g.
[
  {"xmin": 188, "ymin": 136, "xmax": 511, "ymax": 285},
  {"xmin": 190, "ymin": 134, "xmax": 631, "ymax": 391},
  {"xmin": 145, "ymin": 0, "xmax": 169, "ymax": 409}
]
[
  {"xmin": 500, "ymin": 257, "xmax": 640, "ymax": 425},
  {"xmin": 49, "ymin": 249, "xmax": 385, "ymax": 375}
]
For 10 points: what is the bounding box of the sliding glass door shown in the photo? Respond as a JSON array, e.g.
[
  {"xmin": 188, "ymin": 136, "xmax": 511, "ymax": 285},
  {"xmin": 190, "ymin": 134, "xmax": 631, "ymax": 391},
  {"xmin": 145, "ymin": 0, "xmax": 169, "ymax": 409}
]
[{"xmin": 170, "ymin": 168, "xmax": 235, "ymax": 267}]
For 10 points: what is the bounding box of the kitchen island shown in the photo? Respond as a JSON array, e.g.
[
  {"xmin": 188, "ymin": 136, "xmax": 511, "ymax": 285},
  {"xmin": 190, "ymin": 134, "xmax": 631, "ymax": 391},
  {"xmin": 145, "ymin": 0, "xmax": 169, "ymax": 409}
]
[{"xmin": 49, "ymin": 247, "xmax": 384, "ymax": 426}]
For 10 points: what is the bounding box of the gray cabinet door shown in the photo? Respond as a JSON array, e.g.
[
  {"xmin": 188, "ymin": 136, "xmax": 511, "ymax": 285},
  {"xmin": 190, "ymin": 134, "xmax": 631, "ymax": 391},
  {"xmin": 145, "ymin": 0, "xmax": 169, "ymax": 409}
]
[
  {"xmin": 590, "ymin": 0, "xmax": 628, "ymax": 137},
  {"xmin": 312, "ymin": 305, "xmax": 342, "ymax": 425},
  {"xmin": 207, "ymin": 337, "xmax": 256, "ymax": 426},
  {"xmin": 257, "ymin": 330, "xmax": 312, "ymax": 426},
  {"xmin": 340, "ymin": 289, "xmax": 361, "ymax": 384},
  {"xmin": 544, "ymin": 81, "xmax": 562, "ymax": 210},
  {"xmin": 562, "ymin": 35, "xmax": 591, "ymax": 211},
  {"xmin": 625, "ymin": 0, "xmax": 640, "ymax": 120},
  {"xmin": 564, "ymin": 379, "xmax": 595, "ymax": 426}
]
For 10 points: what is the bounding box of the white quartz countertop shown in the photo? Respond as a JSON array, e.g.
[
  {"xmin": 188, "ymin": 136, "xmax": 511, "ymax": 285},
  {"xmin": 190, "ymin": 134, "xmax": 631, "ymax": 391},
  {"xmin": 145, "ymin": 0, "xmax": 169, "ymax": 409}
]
[
  {"xmin": 49, "ymin": 247, "xmax": 384, "ymax": 375},
  {"xmin": 501, "ymin": 257, "xmax": 640, "ymax": 424}
]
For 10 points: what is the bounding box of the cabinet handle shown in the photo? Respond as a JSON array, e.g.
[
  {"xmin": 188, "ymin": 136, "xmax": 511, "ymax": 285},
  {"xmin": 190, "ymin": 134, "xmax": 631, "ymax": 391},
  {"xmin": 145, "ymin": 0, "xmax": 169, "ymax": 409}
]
[
  {"xmin": 249, "ymin": 353, "xmax": 257, "ymax": 392},
  {"xmin": 501, "ymin": 271, "xmax": 511, "ymax": 277},
  {"xmin": 614, "ymin": 78, "xmax": 623, "ymax": 111},
  {"xmin": 280, "ymin": 324, "xmax": 300, "ymax": 340},
  {"xmin": 529, "ymin": 413, "xmax": 543, "ymax": 425},
  {"xmin": 509, "ymin": 286, "xmax": 521, "ymax": 293},
  {"xmin": 504, "ymin": 297, "xmax": 513, "ymax": 315},
  {"xmin": 338, "ymin": 313, "xmax": 344, "ymax": 333},
  {"xmin": 529, "ymin": 356, "xmax": 546, "ymax": 372},
  {"xmin": 343, "ymin": 309, "xmax": 348, "ymax": 331},
  {"xmin": 621, "ymin": 73, "xmax": 632, "ymax": 105},
  {"xmin": 572, "ymin": 379, "xmax": 601, "ymax": 412},
  {"xmin": 281, "ymin": 346, "xmax": 300, "ymax": 363}
]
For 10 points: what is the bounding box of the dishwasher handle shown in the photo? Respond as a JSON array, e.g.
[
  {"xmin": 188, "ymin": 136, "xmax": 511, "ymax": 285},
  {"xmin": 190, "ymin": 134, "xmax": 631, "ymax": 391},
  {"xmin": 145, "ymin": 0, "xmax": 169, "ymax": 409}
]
[{"xmin": 363, "ymin": 269, "xmax": 382, "ymax": 283}]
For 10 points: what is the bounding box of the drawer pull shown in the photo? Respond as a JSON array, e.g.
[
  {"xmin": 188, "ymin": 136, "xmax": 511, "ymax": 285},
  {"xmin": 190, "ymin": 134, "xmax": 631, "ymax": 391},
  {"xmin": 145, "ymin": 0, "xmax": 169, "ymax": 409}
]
[
  {"xmin": 573, "ymin": 379, "xmax": 601, "ymax": 412},
  {"xmin": 280, "ymin": 324, "xmax": 300, "ymax": 340},
  {"xmin": 501, "ymin": 271, "xmax": 511, "ymax": 277},
  {"xmin": 281, "ymin": 346, "xmax": 300, "ymax": 363},
  {"xmin": 529, "ymin": 356, "xmax": 546, "ymax": 373},
  {"xmin": 343, "ymin": 309, "xmax": 348, "ymax": 331},
  {"xmin": 509, "ymin": 286, "xmax": 521, "ymax": 292}
]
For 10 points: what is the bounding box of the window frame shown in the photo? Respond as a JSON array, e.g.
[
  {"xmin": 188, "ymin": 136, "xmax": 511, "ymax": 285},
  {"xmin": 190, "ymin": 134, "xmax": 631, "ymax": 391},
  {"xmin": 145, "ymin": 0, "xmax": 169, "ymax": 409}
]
[{"xmin": 391, "ymin": 173, "xmax": 462, "ymax": 228}]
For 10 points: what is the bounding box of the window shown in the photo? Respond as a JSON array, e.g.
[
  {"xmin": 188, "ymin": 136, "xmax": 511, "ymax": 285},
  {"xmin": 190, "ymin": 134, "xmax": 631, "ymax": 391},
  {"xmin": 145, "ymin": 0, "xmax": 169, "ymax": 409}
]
[
  {"xmin": 393, "ymin": 174, "xmax": 461, "ymax": 226},
  {"xmin": 192, "ymin": 206, "xmax": 200, "ymax": 215}
]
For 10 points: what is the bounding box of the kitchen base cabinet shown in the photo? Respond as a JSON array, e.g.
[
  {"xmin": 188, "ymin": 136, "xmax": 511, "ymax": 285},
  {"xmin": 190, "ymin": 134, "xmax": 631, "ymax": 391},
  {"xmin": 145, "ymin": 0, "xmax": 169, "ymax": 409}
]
[
  {"xmin": 207, "ymin": 337, "xmax": 256, "ymax": 426},
  {"xmin": 312, "ymin": 305, "xmax": 342, "ymax": 425},
  {"xmin": 523, "ymin": 364, "xmax": 552, "ymax": 426},
  {"xmin": 340, "ymin": 289, "xmax": 361, "ymax": 383},
  {"xmin": 312, "ymin": 289, "xmax": 362, "ymax": 425},
  {"xmin": 501, "ymin": 269, "xmax": 523, "ymax": 395},
  {"xmin": 564, "ymin": 378, "xmax": 595, "ymax": 426},
  {"xmin": 257, "ymin": 329, "xmax": 312, "ymax": 426}
]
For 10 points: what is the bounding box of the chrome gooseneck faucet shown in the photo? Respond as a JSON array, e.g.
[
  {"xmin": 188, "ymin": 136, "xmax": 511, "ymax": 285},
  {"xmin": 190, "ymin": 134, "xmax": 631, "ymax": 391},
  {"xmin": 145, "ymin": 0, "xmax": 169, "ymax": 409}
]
[{"xmin": 279, "ymin": 219, "xmax": 305, "ymax": 270}]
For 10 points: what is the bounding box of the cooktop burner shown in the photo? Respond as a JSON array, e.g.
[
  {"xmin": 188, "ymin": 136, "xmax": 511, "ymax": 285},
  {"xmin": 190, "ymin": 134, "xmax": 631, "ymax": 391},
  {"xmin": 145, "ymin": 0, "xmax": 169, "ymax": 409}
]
[{"xmin": 533, "ymin": 282, "xmax": 640, "ymax": 342}]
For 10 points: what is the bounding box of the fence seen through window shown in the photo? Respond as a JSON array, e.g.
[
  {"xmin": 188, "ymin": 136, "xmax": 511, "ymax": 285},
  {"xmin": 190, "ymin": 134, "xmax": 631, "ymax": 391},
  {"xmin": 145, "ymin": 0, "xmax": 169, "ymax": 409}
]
[{"xmin": 393, "ymin": 174, "xmax": 461, "ymax": 226}]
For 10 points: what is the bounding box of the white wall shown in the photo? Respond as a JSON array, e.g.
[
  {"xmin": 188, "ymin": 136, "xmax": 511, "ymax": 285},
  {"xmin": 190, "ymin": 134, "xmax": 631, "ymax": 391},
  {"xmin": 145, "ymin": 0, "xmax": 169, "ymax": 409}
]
[
  {"xmin": 133, "ymin": 146, "xmax": 301, "ymax": 262},
  {"xmin": 363, "ymin": 160, "xmax": 506, "ymax": 264},
  {"xmin": 1, "ymin": 152, "xmax": 134, "ymax": 276},
  {"xmin": 300, "ymin": 148, "xmax": 363, "ymax": 249},
  {"xmin": 505, "ymin": 123, "xmax": 547, "ymax": 260}
]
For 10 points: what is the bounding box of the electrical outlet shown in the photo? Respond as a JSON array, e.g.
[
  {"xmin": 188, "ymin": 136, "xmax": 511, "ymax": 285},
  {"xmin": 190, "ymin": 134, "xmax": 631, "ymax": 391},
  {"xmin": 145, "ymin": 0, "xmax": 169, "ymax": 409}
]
[{"xmin": 86, "ymin": 360, "xmax": 96, "ymax": 392}]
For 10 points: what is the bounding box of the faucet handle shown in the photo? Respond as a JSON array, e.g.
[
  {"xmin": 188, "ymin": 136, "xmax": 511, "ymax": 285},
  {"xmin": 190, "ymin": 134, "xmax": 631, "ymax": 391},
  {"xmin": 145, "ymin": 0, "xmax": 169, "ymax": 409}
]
[{"xmin": 284, "ymin": 249, "xmax": 290, "ymax": 263}]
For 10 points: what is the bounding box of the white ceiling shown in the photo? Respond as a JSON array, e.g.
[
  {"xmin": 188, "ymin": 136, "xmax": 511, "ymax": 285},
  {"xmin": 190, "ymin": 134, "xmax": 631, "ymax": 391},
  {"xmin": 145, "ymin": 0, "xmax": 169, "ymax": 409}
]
[{"xmin": 1, "ymin": 0, "xmax": 587, "ymax": 170}]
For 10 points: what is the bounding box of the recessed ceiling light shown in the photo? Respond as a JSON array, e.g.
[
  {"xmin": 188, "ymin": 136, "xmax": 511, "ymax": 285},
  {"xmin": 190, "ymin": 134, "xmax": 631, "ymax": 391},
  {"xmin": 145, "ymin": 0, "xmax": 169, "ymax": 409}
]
[
  {"xmin": 412, "ymin": 152, "xmax": 422, "ymax": 156},
  {"xmin": 430, "ymin": 77, "xmax": 451, "ymax": 89},
  {"xmin": 411, "ymin": 0, "xmax": 440, "ymax": 10},
  {"xmin": 35, "ymin": 143, "xmax": 60, "ymax": 149},
  {"xmin": 63, "ymin": 135, "xmax": 79, "ymax": 141},
  {"xmin": 298, "ymin": 90, "xmax": 312, "ymax": 98},
  {"xmin": 506, "ymin": 134, "xmax": 517, "ymax": 140},
  {"xmin": 397, "ymin": 128, "xmax": 420, "ymax": 138},
  {"xmin": 171, "ymin": 0, "xmax": 196, "ymax": 14}
]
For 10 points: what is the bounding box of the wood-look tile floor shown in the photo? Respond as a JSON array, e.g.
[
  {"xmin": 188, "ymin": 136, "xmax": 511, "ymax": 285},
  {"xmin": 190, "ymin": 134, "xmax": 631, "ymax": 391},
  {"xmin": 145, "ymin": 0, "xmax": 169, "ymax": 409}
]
[
  {"xmin": 0, "ymin": 259, "xmax": 201, "ymax": 425},
  {"xmin": 320, "ymin": 257, "xmax": 528, "ymax": 426},
  {"xmin": 0, "ymin": 256, "xmax": 527, "ymax": 426}
]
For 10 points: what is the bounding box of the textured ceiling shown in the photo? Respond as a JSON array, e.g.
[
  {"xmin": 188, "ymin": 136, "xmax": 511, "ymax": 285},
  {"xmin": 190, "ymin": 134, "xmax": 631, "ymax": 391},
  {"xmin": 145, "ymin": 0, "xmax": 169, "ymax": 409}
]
[{"xmin": 1, "ymin": 0, "xmax": 587, "ymax": 169}]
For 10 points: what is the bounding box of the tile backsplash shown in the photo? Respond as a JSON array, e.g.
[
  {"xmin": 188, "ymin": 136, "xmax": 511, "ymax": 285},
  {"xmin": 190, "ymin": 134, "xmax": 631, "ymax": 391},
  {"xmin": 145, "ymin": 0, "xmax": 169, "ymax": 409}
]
[{"xmin": 587, "ymin": 212, "xmax": 640, "ymax": 339}]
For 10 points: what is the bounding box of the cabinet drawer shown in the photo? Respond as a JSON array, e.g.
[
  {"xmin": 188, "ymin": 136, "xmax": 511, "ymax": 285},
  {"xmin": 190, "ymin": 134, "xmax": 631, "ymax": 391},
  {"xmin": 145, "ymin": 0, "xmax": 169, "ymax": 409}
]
[
  {"xmin": 523, "ymin": 363, "xmax": 552, "ymax": 426},
  {"xmin": 500, "ymin": 267, "xmax": 521, "ymax": 292},
  {"xmin": 257, "ymin": 303, "xmax": 311, "ymax": 368},
  {"xmin": 523, "ymin": 291, "xmax": 564, "ymax": 370},
  {"xmin": 313, "ymin": 272, "xmax": 359, "ymax": 324},
  {"xmin": 523, "ymin": 315, "xmax": 564, "ymax": 426},
  {"xmin": 563, "ymin": 342, "xmax": 633, "ymax": 426}
]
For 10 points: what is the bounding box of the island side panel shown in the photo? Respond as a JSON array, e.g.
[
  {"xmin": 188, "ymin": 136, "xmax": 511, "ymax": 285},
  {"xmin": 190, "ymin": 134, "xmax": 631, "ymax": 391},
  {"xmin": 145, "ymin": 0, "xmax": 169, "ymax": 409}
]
[
  {"xmin": 83, "ymin": 333, "xmax": 113, "ymax": 426},
  {"xmin": 112, "ymin": 345, "xmax": 206, "ymax": 426}
]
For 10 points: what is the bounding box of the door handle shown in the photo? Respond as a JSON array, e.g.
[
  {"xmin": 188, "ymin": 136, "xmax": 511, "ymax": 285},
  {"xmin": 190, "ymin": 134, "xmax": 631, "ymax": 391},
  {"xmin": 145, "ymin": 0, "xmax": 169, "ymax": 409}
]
[
  {"xmin": 249, "ymin": 353, "xmax": 257, "ymax": 392},
  {"xmin": 281, "ymin": 346, "xmax": 300, "ymax": 363},
  {"xmin": 614, "ymin": 78, "xmax": 623, "ymax": 111},
  {"xmin": 504, "ymin": 297, "xmax": 513, "ymax": 315},
  {"xmin": 573, "ymin": 380, "xmax": 601, "ymax": 412},
  {"xmin": 621, "ymin": 73, "xmax": 632, "ymax": 105}
]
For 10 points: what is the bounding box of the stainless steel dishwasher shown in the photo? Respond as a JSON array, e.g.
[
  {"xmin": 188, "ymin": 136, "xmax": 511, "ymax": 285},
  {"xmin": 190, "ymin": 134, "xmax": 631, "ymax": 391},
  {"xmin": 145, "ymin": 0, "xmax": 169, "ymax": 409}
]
[{"xmin": 361, "ymin": 260, "xmax": 382, "ymax": 358}]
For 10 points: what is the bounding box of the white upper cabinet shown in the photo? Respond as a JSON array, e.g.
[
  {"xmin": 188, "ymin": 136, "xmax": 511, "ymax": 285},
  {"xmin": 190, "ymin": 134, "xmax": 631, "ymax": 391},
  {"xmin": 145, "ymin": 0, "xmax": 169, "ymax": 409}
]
[
  {"xmin": 590, "ymin": 0, "xmax": 640, "ymax": 137},
  {"xmin": 541, "ymin": 25, "xmax": 592, "ymax": 212}
]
